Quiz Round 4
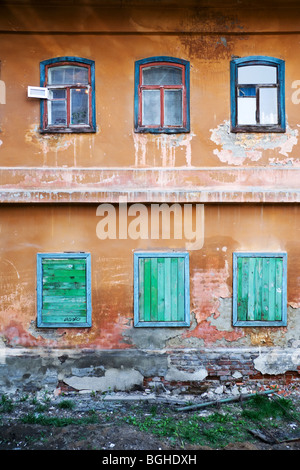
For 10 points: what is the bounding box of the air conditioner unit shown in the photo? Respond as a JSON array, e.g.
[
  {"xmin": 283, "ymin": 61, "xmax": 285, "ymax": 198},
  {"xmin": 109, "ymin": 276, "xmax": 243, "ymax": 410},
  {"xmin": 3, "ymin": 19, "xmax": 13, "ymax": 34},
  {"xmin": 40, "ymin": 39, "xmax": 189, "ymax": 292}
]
[{"xmin": 27, "ymin": 86, "xmax": 49, "ymax": 99}]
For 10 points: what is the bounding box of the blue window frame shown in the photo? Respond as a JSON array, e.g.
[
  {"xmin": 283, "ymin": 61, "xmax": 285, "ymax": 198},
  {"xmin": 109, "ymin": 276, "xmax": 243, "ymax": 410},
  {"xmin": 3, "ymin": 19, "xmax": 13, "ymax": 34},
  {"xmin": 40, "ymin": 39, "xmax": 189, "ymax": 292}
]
[
  {"xmin": 134, "ymin": 56, "xmax": 190, "ymax": 134},
  {"xmin": 230, "ymin": 56, "xmax": 285, "ymax": 133},
  {"xmin": 40, "ymin": 56, "xmax": 96, "ymax": 133},
  {"xmin": 37, "ymin": 252, "xmax": 92, "ymax": 328},
  {"xmin": 134, "ymin": 251, "xmax": 190, "ymax": 327},
  {"xmin": 233, "ymin": 252, "xmax": 287, "ymax": 327}
]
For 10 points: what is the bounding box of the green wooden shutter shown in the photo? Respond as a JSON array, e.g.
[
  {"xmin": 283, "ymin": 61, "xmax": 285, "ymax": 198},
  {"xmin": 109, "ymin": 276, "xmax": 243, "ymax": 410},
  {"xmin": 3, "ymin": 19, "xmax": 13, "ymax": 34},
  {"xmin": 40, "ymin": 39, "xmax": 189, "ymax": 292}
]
[
  {"xmin": 233, "ymin": 253, "xmax": 287, "ymax": 326},
  {"xmin": 134, "ymin": 252, "xmax": 189, "ymax": 327},
  {"xmin": 37, "ymin": 253, "xmax": 91, "ymax": 327}
]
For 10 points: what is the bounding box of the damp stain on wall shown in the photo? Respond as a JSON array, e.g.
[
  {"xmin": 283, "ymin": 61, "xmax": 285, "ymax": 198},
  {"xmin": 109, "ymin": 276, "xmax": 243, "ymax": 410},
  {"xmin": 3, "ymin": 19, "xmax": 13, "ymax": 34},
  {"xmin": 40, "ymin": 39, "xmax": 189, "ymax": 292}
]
[{"xmin": 133, "ymin": 132, "xmax": 194, "ymax": 167}]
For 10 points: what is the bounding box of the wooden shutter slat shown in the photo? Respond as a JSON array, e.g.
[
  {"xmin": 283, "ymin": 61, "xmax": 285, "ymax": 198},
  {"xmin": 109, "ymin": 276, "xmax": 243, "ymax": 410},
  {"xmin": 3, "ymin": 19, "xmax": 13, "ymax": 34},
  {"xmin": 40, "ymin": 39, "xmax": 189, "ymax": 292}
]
[
  {"xmin": 150, "ymin": 258, "xmax": 158, "ymax": 322},
  {"xmin": 144, "ymin": 258, "xmax": 151, "ymax": 322},
  {"xmin": 164, "ymin": 257, "xmax": 172, "ymax": 322},
  {"xmin": 157, "ymin": 258, "xmax": 166, "ymax": 322},
  {"xmin": 177, "ymin": 257, "xmax": 185, "ymax": 322},
  {"xmin": 275, "ymin": 258, "xmax": 283, "ymax": 321},
  {"xmin": 171, "ymin": 258, "xmax": 178, "ymax": 321},
  {"xmin": 138, "ymin": 258, "xmax": 145, "ymax": 321}
]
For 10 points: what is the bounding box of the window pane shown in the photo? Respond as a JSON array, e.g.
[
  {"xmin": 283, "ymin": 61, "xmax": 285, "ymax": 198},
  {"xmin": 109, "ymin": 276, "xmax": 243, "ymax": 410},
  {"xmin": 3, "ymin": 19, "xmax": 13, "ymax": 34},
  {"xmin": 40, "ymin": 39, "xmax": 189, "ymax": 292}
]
[
  {"xmin": 142, "ymin": 66, "xmax": 182, "ymax": 85},
  {"xmin": 70, "ymin": 88, "xmax": 89, "ymax": 125},
  {"xmin": 237, "ymin": 97, "xmax": 256, "ymax": 125},
  {"xmin": 238, "ymin": 86, "xmax": 256, "ymax": 97},
  {"xmin": 259, "ymin": 87, "xmax": 278, "ymax": 124},
  {"xmin": 238, "ymin": 65, "xmax": 277, "ymax": 85},
  {"xmin": 164, "ymin": 90, "xmax": 183, "ymax": 126},
  {"xmin": 49, "ymin": 89, "xmax": 66, "ymax": 99},
  {"xmin": 48, "ymin": 66, "xmax": 89, "ymax": 85},
  {"xmin": 48, "ymin": 100, "xmax": 67, "ymax": 125},
  {"xmin": 142, "ymin": 89, "xmax": 161, "ymax": 126}
]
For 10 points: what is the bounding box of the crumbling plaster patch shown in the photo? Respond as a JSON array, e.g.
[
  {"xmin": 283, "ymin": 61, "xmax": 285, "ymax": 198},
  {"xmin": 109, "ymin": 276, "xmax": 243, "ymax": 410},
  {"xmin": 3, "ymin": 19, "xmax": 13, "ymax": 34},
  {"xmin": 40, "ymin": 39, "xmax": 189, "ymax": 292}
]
[
  {"xmin": 210, "ymin": 120, "xmax": 298, "ymax": 165},
  {"xmin": 165, "ymin": 364, "xmax": 208, "ymax": 383},
  {"xmin": 123, "ymin": 322, "xmax": 189, "ymax": 350},
  {"xmin": 254, "ymin": 348, "xmax": 300, "ymax": 375},
  {"xmin": 63, "ymin": 368, "xmax": 144, "ymax": 392}
]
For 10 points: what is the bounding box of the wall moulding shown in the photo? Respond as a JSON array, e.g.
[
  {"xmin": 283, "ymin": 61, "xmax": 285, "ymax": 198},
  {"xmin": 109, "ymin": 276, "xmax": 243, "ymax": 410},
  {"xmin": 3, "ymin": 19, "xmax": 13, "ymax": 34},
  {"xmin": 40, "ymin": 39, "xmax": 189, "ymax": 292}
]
[{"xmin": 1, "ymin": 167, "xmax": 300, "ymax": 203}]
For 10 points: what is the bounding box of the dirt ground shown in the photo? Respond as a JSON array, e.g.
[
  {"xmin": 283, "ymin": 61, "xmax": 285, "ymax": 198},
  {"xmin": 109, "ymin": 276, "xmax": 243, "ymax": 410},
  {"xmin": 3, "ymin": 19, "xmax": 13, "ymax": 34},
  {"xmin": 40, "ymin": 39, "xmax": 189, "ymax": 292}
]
[{"xmin": 0, "ymin": 385, "xmax": 299, "ymax": 452}]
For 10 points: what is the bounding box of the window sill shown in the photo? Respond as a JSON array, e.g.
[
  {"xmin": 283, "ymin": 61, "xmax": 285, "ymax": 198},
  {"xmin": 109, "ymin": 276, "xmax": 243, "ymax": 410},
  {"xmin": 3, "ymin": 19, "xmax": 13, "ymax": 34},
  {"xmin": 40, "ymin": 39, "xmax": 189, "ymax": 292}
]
[
  {"xmin": 233, "ymin": 321, "xmax": 287, "ymax": 327},
  {"xmin": 40, "ymin": 127, "xmax": 96, "ymax": 134},
  {"xmin": 135, "ymin": 127, "xmax": 190, "ymax": 134},
  {"xmin": 231, "ymin": 125, "xmax": 286, "ymax": 133}
]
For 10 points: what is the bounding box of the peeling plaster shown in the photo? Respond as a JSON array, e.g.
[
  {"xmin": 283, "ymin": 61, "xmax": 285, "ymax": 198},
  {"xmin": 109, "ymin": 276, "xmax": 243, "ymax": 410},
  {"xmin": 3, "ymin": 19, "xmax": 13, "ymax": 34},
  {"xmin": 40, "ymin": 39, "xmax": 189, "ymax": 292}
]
[
  {"xmin": 63, "ymin": 368, "xmax": 144, "ymax": 392},
  {"xmin": 210, "ymin": 120, "xmax": 298, "ymax": 165},
  {"xmin": 254, "ymin": 348, "xmax": 300, "ymax": 375},
  {"xmin": 165, "ymin": 363, "xmax": 208, "ymax": 382},
  {"xmin": 133, "ymin": 133, "xmax": 194, "ymax": 167},
  {"xmin": 25, "ymin": 124, "xmax": 75, "ymax": 164}
]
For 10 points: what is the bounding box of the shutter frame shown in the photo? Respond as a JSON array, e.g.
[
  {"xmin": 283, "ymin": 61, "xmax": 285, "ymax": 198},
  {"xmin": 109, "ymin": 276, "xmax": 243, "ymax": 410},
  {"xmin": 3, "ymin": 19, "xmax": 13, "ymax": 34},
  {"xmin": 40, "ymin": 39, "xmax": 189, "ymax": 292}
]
[
  {"xmin": 134, "ymin": 251, "xmax": 190, "ymax": 327},
  {"xmin": 37, "ymin": 252, "xmax": 92, "ymax": 328},
  {"xmin": 233, "ymin": 252, "xmax": 287, "ymax": 327}
]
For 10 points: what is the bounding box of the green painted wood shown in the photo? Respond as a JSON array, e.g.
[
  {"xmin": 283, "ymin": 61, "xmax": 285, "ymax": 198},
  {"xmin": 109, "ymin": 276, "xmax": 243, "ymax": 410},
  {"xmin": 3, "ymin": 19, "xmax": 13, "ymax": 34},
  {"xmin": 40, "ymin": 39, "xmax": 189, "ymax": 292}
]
[
  {"xmin": 267, "ymin": 258, "xmax": 276, "ymax": 321},
  {"xmin": 275, "ymin": 258, "xmax": 283, "ymax": 321},
  {"xmin": 157, "ymin": 258, "xmax": 165, "ymax": 322},
  {"xmin": 138, "ymin": 255, "xmax": 186, "ymax": 324},
  {"xmin": 247, "ymin": 257, "xmax": 255, "ymax": 321},
  {"xmin": 41, "ymin": 311, "xmax": 87, "ymax": 323},
  {"xmin": 164, "ymin": 257, "xmax": 172, "ymax": 322},
  {"xmin": 255, "ymin": 258, "xmax": 263, "ymax": 321},
  {"xmin": 144, "ymin": 258, "xmax": 151, "ymax": 322},
  {"xmin": 237, "ymin": 258, "xmax": 248, "ymax": 321},
  {"xmin": 150, "ymin": 258, "xmax": 158, "ymax": 322},
  {"xmin": 177, "ymin": 257, "xmax": 185, "ymax": 322},
  {"xmin": 138, "ymin": 258, "xmax": 145, "ymax": 322},
  {"xmin": 41, "ymin": 257, "xmax": 88, "ymax": 324},
  {"xmin": 237, "ymin": 256, "xmax": 283, "ymax": 323}
]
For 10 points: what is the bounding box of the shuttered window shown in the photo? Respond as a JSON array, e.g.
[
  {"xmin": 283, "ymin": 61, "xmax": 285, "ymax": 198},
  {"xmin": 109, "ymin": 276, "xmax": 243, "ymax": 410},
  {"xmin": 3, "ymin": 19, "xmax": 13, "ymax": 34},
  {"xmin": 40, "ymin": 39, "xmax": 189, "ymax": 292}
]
[
  {"xmin": 233, "ymin": 252, "xmax": 287, "ymax": 326},
  {"xmin": 134, "ymin": 252, "xmax": 190, "ymax": 327},
  {"xmin": 37, "ymin": 253, "xmax": 91, "ymax": 327}
]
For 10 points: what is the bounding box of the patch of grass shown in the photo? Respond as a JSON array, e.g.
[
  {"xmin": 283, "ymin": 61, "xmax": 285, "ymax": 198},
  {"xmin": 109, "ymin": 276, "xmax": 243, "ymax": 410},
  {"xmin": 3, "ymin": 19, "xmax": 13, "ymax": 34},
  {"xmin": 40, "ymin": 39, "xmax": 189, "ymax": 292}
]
[
  {"xmin": 122, "ymin": 395, "xmax": 299, "ymax": 448},
  {"xmin": 123, "ymin": 411, "xmax": 248, "ymax": 448},
  {"xmin": 20, "ymin": 412, "xmax": 99, "ymax": 427},
  {"xmin": 0, "ymin": 394, "xmax": 14, "ymax": 413},
  {"xmin": 57, "ymin": 399, "xmax": 76, "ymax": 410},
  {"xmin": 242, "ymin": 395, "xmax": 295, "ymax": 421}
]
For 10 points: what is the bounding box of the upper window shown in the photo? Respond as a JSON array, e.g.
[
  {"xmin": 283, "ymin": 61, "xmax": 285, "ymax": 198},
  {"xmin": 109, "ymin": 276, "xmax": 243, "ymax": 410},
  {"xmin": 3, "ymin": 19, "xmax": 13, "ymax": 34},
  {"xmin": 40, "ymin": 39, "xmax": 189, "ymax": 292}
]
[
  {"xmin": 134, "ymin": 57, "xmax": 190, "ymax": 133},
  {"xmin": 40, "ymin": 57, "xmax": 96, "ymax": 133},
  {"xmin": 230, "ymin": 56, "xmax": 285, "ymax": 133}
]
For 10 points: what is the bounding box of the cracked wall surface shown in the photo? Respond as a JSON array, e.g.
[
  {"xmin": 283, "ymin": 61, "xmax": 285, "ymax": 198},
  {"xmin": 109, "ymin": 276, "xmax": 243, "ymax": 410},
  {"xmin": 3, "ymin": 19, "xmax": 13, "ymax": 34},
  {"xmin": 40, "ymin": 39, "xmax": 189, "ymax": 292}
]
[{"xmin": 1, "ymin": 1, "xmax": 300, "ymax": 391}]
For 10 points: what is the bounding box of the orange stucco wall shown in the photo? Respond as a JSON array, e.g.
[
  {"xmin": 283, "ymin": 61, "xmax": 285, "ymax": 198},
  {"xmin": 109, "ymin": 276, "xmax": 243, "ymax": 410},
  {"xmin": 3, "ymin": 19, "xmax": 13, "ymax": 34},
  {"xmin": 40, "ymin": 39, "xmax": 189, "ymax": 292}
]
[
  {"xmin": 1, "ymin": 203, "xmax": 299, "ymax": 350},
  {"xmin": 1, "ymin": 2, "xmax": 300, "ymax": 381}
]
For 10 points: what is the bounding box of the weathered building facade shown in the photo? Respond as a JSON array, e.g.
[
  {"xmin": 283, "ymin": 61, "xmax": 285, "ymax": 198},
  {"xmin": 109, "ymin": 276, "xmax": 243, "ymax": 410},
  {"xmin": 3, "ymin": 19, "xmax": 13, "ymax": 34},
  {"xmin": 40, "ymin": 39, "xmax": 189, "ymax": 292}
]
[{"xmin": 1, "ymin": 0, "xmax": 300, "ymax": 393}]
